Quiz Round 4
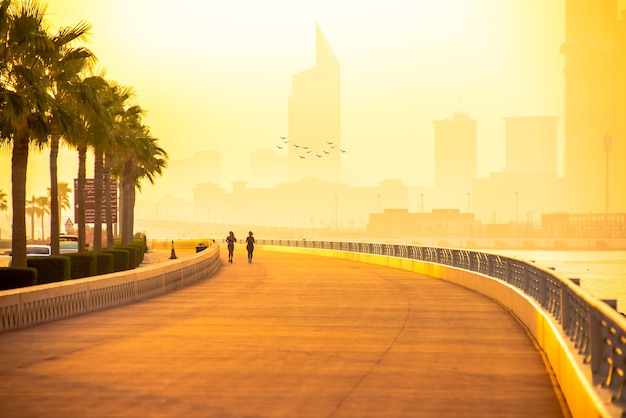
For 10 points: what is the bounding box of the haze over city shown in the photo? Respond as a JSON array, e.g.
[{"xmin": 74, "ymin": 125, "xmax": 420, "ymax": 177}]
[{"xmin": 1, "ymin": 0, "xmax": 625, "ymax": 239}]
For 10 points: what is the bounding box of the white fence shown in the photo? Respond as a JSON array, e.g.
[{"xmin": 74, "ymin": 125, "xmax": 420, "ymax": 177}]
[{"xmin": 0, "ymin": 244, "xmax": 220, "ymax": 332}]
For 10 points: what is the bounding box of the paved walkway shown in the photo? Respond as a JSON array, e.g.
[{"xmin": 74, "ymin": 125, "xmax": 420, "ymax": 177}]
[{"xmin": 0, "ymin": 247, "xmax": 567, "ymax": 417}]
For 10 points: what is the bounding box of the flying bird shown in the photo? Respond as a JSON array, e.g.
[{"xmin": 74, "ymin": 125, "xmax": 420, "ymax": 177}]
[
  {"xmin": 316, "ymin": 154, "xmax": 323, "ymax": 158},
  {"xmin": 324, "ymin": 150, "xmax": 330, "ymax": 154},
  {"xmin": 326, "ymin": 141, "xmax": 334, "ymax": 145},
  {"xmin": 299, "ymin": 155, "xmax": 305, "ymax": 159},
  {"xmin": 277, "ymin": 145, "xmax": 283, "ymax": 149},
  {"xmin": 341, "ymin": 149, "xmax": 347, "ymax": 153},
  {"xmin": 294, "ymin": 144, "xmax": 300, "ymax": 148}
]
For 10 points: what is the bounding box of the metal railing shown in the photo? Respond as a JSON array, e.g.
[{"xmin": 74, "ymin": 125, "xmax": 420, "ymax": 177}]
[{"xmin": 259, "ymin": 239, "xmax": 626, "ymax": 416}]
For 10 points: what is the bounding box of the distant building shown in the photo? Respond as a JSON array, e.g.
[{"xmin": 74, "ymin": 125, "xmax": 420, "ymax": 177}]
[
  {"xmin": 541, "ymin": 212, "xmax": 626, "ymax": 239},
  {"xmin": 504, "ymin": 116, "xmax": 558, "ymax": 175},
  {"xmin": 288, "ymin": 24, "xmax": 341, "ymax": 183},
  {"xmin": 561, "ymin": 0, "xmax": 626, "ymax": 213},
  {"xmin": 466, "ymin": 116, "xmax": 563, "ymax": 224},
  {"xmin": 432, "ymin": 112, "xmax": 477, "ymax": 209},
  {"xmin": 249, "ymin": 149, "xmax": 287, "ymax": 188},
  {"xmin": 367, "ymin": 208, "xmax": 479, "ymax": 238}
]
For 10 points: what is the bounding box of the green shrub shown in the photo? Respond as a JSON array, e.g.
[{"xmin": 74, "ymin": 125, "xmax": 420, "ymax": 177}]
[
  {"xmin": 103, "ymin": 249, "xmax": 130, "ymax": 271},
  {"xmin": 27, "ymin": 256, "xmax": 70, "ymax": 284},
  {"xmin": 95, "ymin": 252, "xmax": 114, "ymax": 275},
  {"xmin": 116, "ymin": 246, "xmax": 140, "ymax": 268},
  {"xmin": 64, "ymin": 253, "xmax": 98, "ymax": 279},
  {"xmin": 0, "ymin": 267, "xmax": 37, "ymax": 290},
  {"xmin": 128, "ymin": 242, "xmax": 145, "ymax": 264}
]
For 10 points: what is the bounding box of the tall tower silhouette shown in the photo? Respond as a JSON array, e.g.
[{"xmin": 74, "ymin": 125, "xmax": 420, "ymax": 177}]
[
  {"xmin": 288, "ymin": 24, "xmax": 341, "ymax": 183},
  {"xmin": 561, "ymin": 0, "xmax": 626, "ymax": 212},
  {"xmin": 433, "ymin": 112, "xmax": 477, "ymax": 208}
]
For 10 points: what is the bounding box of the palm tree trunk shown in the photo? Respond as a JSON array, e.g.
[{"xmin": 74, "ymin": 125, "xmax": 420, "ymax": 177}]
[
  {"xmin": 77, "ymin": 145, "xmax": 87, "ymax": 253},
  {"xmin": 49, "ymin": 133, "xmax": 60, "ymax": 254},
  {"xmin": 104, "ymin": 153, "xmax": 115, "ymax": 249},
  {"xmin": 121, "ymin": 159, "xmax": 134, "ymax": 245},
  {"xmin": 11, "ymin": 134, "xmax": 29, "ymax": 268},
  {"xmin": 93, "ymin": 148, "xmax": 103, "ymax": 252},
  {"xmin": 29, "ymin": 196, "xmax": 35, "ymax": 242}
]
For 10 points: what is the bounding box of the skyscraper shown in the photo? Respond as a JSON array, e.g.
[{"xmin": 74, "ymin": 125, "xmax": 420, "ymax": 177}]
[
  {"xmin": 288, "ymin": 24, "xmax": 341, "ymax": 183},
  {"xmin": 504, "ymin": 116, "xmax": 558, "ymax": 175},
  {"xmin": 433, "ymin": 112, "xmax": 477, "ymax": 208},
  {"xmin": 561, "ymin": 0, "xmax": 626, "ymax": 212}
]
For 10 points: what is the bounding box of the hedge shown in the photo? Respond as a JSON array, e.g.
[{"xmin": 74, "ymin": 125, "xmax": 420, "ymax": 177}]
[
  {"xmin": 64, "ymin": 253, "xmax": 98, "ymax": 279},
  {"xmin": 95, "ymin": 252, "xmax": 114, "ymax": 275},
  {"xmin": 0, "ymin": 267, "xmax": 37, "ymax": 290},
  {"xmin": 27, "ymin": 256, "xmax": 71, "ymax": 284},
  {"xmin": 102, "ymin": 249, "xmax": 130, "ymax": 272}
]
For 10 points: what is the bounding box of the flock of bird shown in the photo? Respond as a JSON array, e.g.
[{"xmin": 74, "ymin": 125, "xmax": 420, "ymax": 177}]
[{"xmin": 275, "ymin": 136, "xmax": 347, "ymax": 159}]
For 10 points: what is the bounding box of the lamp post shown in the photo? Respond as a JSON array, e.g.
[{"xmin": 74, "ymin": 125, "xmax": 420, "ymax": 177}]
[
  {"xmin": 515, "ymin": 191, "xmax": 519, "ymax": 247},
  {"xmin": 604, "ymin": 134, "xmax": 612, "ymax": 215},
  {"xmin": 334, "ymin": 195, "xmax": 338, "ymax": 232}
]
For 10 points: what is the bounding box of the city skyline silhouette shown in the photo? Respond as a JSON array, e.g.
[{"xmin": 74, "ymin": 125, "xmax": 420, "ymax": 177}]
[{"xmin": 1, "ymin": 0, "xmax": 625, "ymax": 240}]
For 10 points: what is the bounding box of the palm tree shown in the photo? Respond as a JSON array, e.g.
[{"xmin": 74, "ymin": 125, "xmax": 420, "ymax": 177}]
[
  {"xmin": 46, "ymin": 20, "xmax": 95, "ymax": 254},
  {"xmin": 0, "ymin": 1, "xmax": 55, "ymax": 267},
  {"xmin": 25, "ymin": 195, "xmax": 38, "ymax": 241},
  {"xmin": 0, "ymin": 189, "xmax": 7, "ymax": 212},
  {"xmin": 110, "ymin": 118, "xmax": 167, "ymax": 245},
  {"xmin": 48, "ymin": 181, "xmax": 72, "ymax": 234},
  {"xmin": 0, "ymin": 188, "xmax": 6, "ymax": 240},
  {"xmin": 36, "ymin": 195, "xmax": 49, "ymax": 240},
  {"xmin": 86, "ymin": 79, "xmax": 131, "ymax": 252}
]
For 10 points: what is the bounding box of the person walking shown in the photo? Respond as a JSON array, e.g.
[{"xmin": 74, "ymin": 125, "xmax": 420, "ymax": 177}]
[
  {"xmin": 246, "ymin": 231, "xmax": 255, "ymax": 264},
  {"xmin": 226, "ymin": 231, "xmax": 236, "ymax": 263}
]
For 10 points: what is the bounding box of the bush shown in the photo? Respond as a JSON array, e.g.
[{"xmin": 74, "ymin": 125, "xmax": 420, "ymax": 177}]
[
  {"xmin": 103, "ymin": 249, "xmax": 130, "ymax": 272},
  {"xmin": 64, "ymin": 253, "xmax": 98, "ymax": 279},
  {"xmin": 27, "ymin": 256, "xmax": 70, "ymax": 284},
  {"xmin": 116, "ymin": 246, "xmax": 140, "ymax": 268},
  {"xmin": 95, "ymin": 252, "xmax": 114, "ymax": 275},
  {"xmin": 0, "ymin": 267, "xmax": 37, "ymax": 290},
  {"xmin": 128, "ymin": 242, "xmax": 145, "ymax": 264}
]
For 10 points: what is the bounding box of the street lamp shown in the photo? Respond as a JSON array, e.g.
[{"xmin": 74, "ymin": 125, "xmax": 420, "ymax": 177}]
[
  {"xmin": 334, "ymin": 195, "xmax": 338, "ymax": 231},
  {"xmin": 604, "ymin": 134, "xmax": 612, "ymax": 215},
  {"xmin": 515, "ymin": 191, "xmax": 518, "ymax": 224}
]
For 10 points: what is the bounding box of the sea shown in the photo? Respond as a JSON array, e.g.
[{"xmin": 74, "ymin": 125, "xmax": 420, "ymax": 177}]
[{"xmin": 487, "ymin": 249, "xmax": 626, "ymax": 313}]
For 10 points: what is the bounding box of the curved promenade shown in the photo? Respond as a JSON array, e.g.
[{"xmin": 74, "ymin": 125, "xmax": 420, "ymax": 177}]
[{"xmin": 0, "ymin": 247, "xmax": 566, "ymax": 417}]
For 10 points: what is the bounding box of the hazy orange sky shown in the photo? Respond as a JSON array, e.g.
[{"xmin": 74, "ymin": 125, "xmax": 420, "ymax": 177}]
[{"xmin": 6, "ymin": 0, "xmax": 620, "ymax": 199}]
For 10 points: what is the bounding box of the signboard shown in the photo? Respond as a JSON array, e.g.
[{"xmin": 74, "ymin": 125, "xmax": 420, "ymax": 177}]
[{"xmin": 74, "ymin": 178, "xmax": 118, "ymax": 224}]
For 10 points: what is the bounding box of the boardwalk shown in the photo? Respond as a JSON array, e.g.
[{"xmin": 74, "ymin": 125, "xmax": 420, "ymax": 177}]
[{"xmin": 0, "ymin": 247, "xmax": 567, "ymax": 417}]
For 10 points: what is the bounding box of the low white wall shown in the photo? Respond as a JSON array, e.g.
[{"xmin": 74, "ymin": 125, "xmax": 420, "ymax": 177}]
[{"xmin": 0, "ymin": 244, "xmax": 221, "ymax": 332}]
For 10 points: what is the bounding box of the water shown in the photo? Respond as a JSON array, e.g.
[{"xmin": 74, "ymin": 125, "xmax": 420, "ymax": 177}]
[{"xmin": 488, "ymin": 249, "xmax": 626, "ymax": 312}]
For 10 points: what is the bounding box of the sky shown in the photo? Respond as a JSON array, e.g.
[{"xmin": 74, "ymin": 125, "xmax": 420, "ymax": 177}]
[{"xmin": 1, "ymin": 0, "xmax": 586, "ymax": 199}]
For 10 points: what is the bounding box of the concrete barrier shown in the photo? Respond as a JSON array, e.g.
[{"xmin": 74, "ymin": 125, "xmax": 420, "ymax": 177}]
[{"xmin": 0, "ymin": 243, "xmax": 220, "ymax": 332}]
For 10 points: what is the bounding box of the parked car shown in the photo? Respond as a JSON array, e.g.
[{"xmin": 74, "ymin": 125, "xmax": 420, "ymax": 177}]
[
  {"xmin": 8, "ymin": 244, "xmax": 52, "ymax": 266},
  {"xmin": 58, "ymin": 235, "xmax": 87, "ymax": 253}
]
